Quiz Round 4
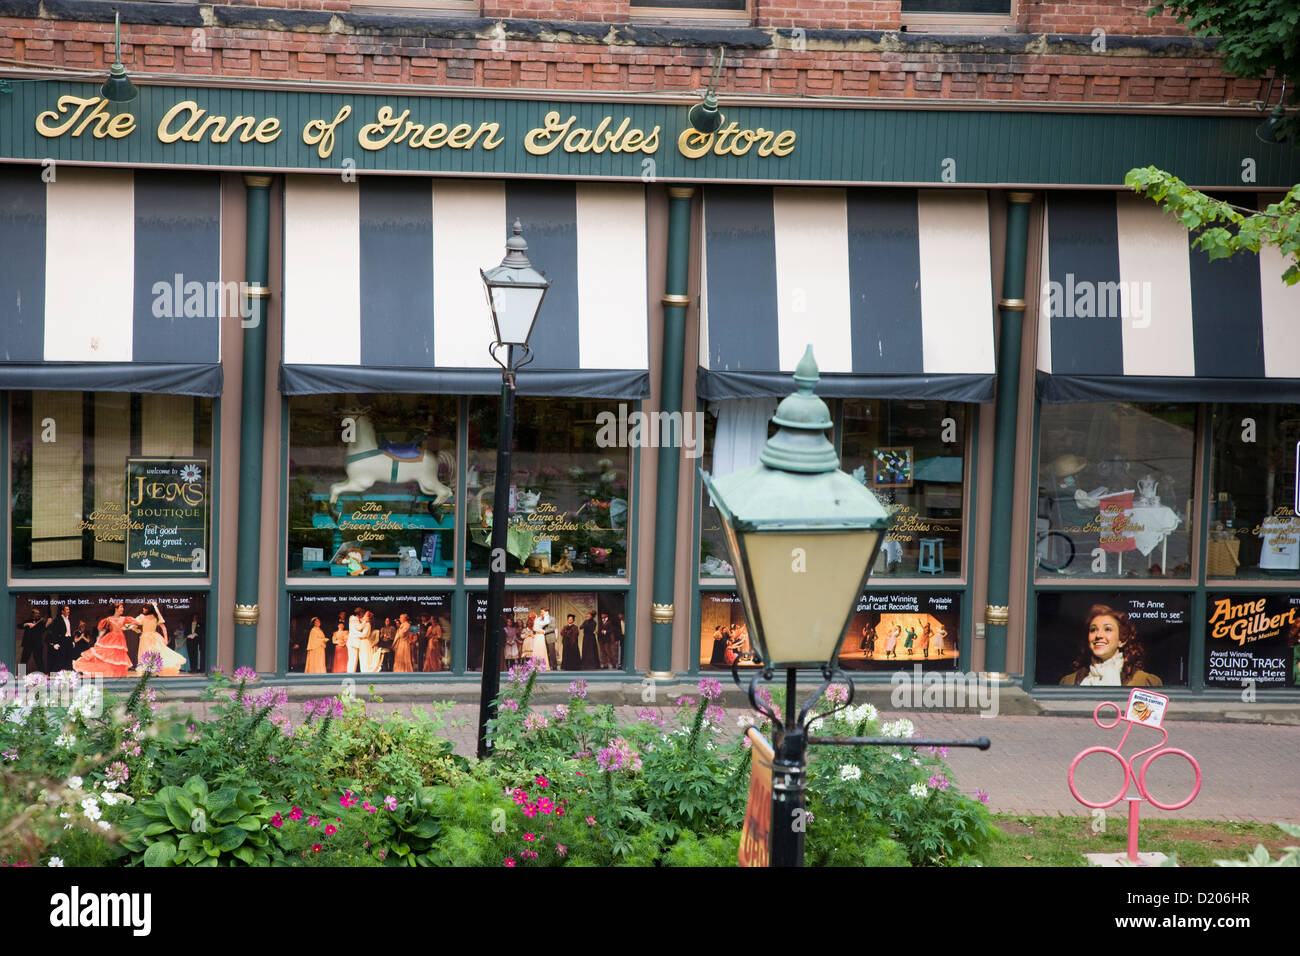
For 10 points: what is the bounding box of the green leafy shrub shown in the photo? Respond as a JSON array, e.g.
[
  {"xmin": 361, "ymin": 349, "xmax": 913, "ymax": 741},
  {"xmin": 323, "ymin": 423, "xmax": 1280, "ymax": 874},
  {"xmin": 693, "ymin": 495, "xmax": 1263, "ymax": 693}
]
[{"xmin": 122, "ymin": 774, "xmax": 277, "ymax": 866}]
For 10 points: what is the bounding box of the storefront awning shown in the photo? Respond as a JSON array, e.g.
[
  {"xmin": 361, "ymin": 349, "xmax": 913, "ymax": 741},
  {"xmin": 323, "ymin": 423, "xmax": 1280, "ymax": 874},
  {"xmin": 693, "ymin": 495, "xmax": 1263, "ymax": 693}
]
[
  {"xmin": 0, "ymin": 166, "xmax": 224, "ymax": 397},
  {"xmin": 1036, "ymin": 192, "xmax": 1300, "ymax": 403},
  {"xmin": 278, "ymin": 177, "xmax": 650, "ymax": 399},
  {"xmin": 696, "ymin": 187, "xmax": 996, "ymax": 401}
]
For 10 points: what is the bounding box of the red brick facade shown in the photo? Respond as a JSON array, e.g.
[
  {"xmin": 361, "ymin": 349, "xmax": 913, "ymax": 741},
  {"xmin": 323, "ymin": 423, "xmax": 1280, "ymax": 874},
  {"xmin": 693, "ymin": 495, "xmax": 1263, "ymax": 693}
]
[{"xmin": 0, "ymin": 1, "xmax": 1265, "ymax": 107}]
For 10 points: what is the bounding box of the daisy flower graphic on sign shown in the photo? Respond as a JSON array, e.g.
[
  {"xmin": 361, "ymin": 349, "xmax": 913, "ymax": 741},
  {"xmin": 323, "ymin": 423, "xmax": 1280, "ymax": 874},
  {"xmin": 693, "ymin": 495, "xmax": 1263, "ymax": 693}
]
[{"xmin": 179, "ymin": 464, "xmax": 202, "ymax": 483}]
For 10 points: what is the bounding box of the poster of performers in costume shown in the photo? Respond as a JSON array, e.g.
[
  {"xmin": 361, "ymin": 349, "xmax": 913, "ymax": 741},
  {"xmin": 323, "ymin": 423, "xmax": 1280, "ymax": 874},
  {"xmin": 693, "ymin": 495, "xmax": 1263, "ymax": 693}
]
[
  {"xmin": 468, "ymin": 591, "xmax": 626, "ymax": 672},
  {"xmin": 838, "ymin": 591, "xmax": 961, "ymax": 671},
  {"xmin": 287, "ymin": 592, "xmax": 451, "ymax": 674},
  {"xmin": 16, "ymin": 593, "xmax": 207, "ymax": 677}
]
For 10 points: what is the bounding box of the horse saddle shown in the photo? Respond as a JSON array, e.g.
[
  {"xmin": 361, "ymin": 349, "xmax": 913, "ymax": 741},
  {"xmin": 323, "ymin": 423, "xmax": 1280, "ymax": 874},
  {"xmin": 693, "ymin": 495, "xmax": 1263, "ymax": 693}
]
[{"xmin": 379, "ymin": 439, "xmax": 424, "ymax": 461}]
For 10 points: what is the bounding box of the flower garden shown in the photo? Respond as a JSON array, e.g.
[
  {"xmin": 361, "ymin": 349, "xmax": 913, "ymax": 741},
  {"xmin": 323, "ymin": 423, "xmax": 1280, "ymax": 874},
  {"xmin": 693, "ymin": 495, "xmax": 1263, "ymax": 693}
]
[{"xmin": 0, "ymin": 658, "xmax": 995, "ymax": 867}]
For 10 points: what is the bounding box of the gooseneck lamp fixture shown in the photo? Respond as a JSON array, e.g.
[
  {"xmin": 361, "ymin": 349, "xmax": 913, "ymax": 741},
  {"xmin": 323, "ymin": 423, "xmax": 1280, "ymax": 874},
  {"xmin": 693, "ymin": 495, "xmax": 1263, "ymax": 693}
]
[
  {"xmin": 101, "ymin": 10, "xmax": 138, "ymax": 104},
  {"xmin": 476, "ymin": 219, "xmax": 550, "ymax": 760},
  {"xmin": 688, "ymin": 46, "xmax": 726, "ymax": 135},
  {"xmin": 703, "ymin": 347, "xmax": 988, "ymax": 866}
]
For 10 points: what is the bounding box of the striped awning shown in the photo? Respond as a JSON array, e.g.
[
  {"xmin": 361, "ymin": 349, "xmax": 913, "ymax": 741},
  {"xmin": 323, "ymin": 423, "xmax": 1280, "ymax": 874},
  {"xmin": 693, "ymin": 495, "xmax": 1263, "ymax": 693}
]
[
  {"xmin": 1037, "ymin": 192, "xmax": 1300, "ymax": 403},
  {"xmin": 279, "ymin": 177, "xmax": 650, "ymax": 398},
  {"xmin": 697, "ymin": 187, "xmax": 996, "ymax": 401},
  {"xmin": 0, "ymin": 166, "xmax": 224, "ymax": 396}
]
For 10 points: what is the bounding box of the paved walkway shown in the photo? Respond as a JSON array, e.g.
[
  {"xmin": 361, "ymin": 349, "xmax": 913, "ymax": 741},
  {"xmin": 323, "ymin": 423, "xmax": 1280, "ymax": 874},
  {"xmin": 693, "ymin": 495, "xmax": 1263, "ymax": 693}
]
[{"xmin": 162, "ymin": 693, "xmax": 1300, "ymax": 824}]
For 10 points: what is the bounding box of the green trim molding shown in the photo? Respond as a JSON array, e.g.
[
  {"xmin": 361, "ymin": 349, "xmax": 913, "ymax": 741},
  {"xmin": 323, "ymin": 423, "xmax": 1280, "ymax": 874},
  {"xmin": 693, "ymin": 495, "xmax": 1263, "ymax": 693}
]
[{"xmin": 4, "ymin": 82, "xmax": 1300, "ymax": 187}]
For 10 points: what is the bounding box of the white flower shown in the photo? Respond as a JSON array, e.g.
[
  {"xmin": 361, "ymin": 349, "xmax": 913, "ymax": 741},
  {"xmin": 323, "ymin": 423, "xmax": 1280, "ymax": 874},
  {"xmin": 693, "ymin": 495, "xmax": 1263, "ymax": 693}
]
[
  {"xmin": 909, "ymin": 783, "xmax": 929, "ymax": 799},
  {"xmin": 100, "ymin": 792, "xmax": 120, "ymax": 807},
  {"xmin": 6, "ymin": 707, "xmax": 30, "ymax": 726},
  {"xmin": 96, "ymin": 820, "xmax": 112, "ymax": 831},
  {"xmin": 863, "ymin": 704, "xmax": 878, "ymax": 723},
  {"xmin": 55, "ymin": 733, "xmax": 76, "ymax": 749},
  {"xmin": 737, "ymin": 714, "xmax": 754, "ymax": 729},
  {"xmin": 103, "ymin": 779, "xmax": 119, "ymax": 792},
  {"xmin": 140, "ymin": 558, "xmax": 151, "ymax": 568},
  {"xmin": 892, "ymin": 751, "xmax": 904, "ymax": 761},
  {"xmin": 48, "ymin": 857, "xmax": 64, "ymax": 867},
  {"xmin": 58, "ymin": 812, "xmax": 70, "ymax": 819},
  {"xmin": 66, "ymin": 775, "xmax": 83, "ymax": 790},
  {"xmin": 179, "ymin": 464, "xmax": 201, "ymax": 483},
  {"xmin": 838, "ymin": 764, "xmax": 863, "ymax": 782},
  {"xmin": 882, "ymin": 718, "xmax": 915, "ymax": 739},
  {"xmin": 80, "ymin": 797, "xmax": 101, "ymax": 821}
]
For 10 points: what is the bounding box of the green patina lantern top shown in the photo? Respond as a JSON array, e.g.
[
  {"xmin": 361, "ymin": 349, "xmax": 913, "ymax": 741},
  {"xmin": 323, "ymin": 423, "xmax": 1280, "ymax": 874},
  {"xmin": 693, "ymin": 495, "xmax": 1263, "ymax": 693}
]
[
  {"xmin": 761, "ymin": 345, "xmax": 838, "ymax": 474},
  {"xmin": 704, "ymin": 345, "xmax": 891, "ymax": 530}
]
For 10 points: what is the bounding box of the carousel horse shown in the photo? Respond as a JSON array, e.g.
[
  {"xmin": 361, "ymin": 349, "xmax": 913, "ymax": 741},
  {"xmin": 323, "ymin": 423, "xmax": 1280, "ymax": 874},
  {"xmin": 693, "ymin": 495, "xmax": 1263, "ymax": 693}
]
[{"xmin": 330, "ymin": 413, "xmax": 456, "ymax": 513}]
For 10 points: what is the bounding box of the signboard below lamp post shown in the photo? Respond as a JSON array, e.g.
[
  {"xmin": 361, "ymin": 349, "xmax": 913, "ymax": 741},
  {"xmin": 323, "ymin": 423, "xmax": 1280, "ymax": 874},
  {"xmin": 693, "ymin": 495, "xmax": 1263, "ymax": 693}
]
[
  {"xmin": 476, "ymin": 218, "xmax": 550, "ymax": 761},
  {"xmin": 701, "ymin": 345, "xmax": 891, "ymax": 866}
]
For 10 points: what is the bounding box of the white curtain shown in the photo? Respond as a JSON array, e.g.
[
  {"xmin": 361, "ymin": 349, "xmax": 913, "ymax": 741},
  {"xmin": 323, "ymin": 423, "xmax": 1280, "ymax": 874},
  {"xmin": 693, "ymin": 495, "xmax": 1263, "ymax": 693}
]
[{"xmin": 708, "ymin": 398, "xmax": 778, "ymax": 480}]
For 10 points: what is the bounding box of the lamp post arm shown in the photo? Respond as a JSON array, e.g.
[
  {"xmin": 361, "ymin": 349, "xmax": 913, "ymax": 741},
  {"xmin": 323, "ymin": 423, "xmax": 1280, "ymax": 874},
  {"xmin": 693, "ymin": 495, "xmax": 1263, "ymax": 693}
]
[{"xmin": 808, "ymin": 736, "xmax": 992, "ymax": 750}]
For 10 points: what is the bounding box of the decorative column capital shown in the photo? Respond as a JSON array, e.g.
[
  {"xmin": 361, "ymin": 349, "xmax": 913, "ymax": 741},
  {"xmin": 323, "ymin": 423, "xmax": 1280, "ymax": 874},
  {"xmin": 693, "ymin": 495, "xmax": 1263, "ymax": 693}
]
[
  {"xmin": 650, "ymin": 602, "xmax": 675, "ymax": 625},
  {"xmin": 243, "ymin": 174, "xmax": 274, "ymax": 188},
  {"xmin": 984, "ymin": 604, "xmax": 1010, "ymax": 627},
  {"xmin": 1007, "ymin": 191, "xmax": 1034, "ymax": 204},
  {"xmin": 668, "ymin": 186, "xmax": 696, "ymax": 199},
  {"xmin": 233, "ymin": 603, "xmax": 260, "ymax": 626}
]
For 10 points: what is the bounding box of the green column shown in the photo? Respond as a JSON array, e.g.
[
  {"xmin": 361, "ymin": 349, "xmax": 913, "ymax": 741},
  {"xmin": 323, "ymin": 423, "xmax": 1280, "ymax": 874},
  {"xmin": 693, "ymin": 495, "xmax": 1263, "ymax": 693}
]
[
  {"xmin": 648, "ymin": 186, "xmax": 695, "ymax": 679},
  {"xmin": 983, "ymin": 192, "xmax": 1033, "ymax": 676},
  {"xmin": 233, "ymin": 174, "xmax": 273, "ymax": 670}
]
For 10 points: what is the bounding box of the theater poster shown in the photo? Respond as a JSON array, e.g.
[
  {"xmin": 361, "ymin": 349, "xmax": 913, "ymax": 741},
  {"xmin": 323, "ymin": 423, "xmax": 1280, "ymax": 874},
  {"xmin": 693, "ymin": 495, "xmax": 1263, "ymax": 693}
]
[
  {"xmin": 1205, "ymin": 592, "xmax": 1300, "ymax": 688},
  {"xmin": 700, "ymin": 591, "xmax": 760, "ymax": 671},
  {"xmin": 15, "ymin": 592, "xmax": 207, "ymax": 677},
  {"xmin": 1034, "ymin": 592, "xmax": 1190, "ymax": 687},
  {"xmin": 839, "ymin": 591, "xmax": 961, "ymax": 671},
  {"xmin": 288, "ymin": 591, "xmax": 450, "ymax": 674},
  {"xmin": 468, "ymin": 590, "xmax": 625, "ymax": 672}
]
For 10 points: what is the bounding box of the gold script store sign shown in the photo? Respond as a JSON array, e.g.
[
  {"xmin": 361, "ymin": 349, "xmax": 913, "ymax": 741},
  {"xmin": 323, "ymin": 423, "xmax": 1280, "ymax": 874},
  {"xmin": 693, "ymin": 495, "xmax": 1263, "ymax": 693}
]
[{"xmin": 34, "ymin": 96, "xmax": 796, "ymax": 162}]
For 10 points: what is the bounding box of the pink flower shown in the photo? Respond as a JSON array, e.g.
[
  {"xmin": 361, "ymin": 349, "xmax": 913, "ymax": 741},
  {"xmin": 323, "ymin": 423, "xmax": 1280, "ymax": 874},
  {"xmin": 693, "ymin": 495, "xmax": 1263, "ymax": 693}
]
[
  {"xmin": 557, "ymin": 845, "xmax": 567, "ymax": 857},
  {"xmin": 288, "ymin": 807, "xmax": 304, "ymax": 822},
  {"xmin": 340, "ymin": 790, "xmax": 359, "ymax": 809},
  {"xmin": 522, "ymin": 803, "xmax": 539, "ymax": 819},
  {"xmin": 523, "ymin": 713, "xmax": 549, "ymax": 732},
  {"xmin": 504, "ymin": 858, "xmax": 516, "ymax": 867},
  {"xmin": 677, "ymin": 695, "xmax": 697, "ymax": 708},
  {"xmin": 826, "ymin": 683, "xmax": 849, "ymax": 705},
  {"xmin": 271, "ymin": 813, "xmax": 284, "ymax": 829},
  {"xmin": 384, "ymin": 795, "xmax": 398, "ymax": 811},
  {"xmin": 535, "ymin": 776, "xmax": 549, "ymax": 788},
  {"xmin": 307, "ymin": 815, "xmax": 321, "ymax": 828},
  {"xmin": 568, "ymin": 679, "xmax": 588, "ymax": 700},
  {"xmin": 537, "ymin": 798, "xmax": 555, "ymax": 815},
  {"xmin": 586, "ymin": 816, "xmax": 596, "ymax": 826},
  {"xmin": 377, "ymin": 849, "xmax": 388, "ymax": 861},
  {"xmin": 974, "ymin": 790, "xmax": 990, "ymax": 805},
  {"xmin": 523, "ymin": 832, "xmax": 536, "ymax": 842},
  {"xmin": 697, "ymin": 676, "xmax": 723, "ymax": 701},
  {"xmin": 364, "ymin": 802, "xmax": 378, "ymax": 814},
  {"xmin": 501, "ymin": 698, "xmax": 520, "ymax": 712},
  {"xmin": 312, "ymin": 844, "xmax": 322, "ymax": 853}
]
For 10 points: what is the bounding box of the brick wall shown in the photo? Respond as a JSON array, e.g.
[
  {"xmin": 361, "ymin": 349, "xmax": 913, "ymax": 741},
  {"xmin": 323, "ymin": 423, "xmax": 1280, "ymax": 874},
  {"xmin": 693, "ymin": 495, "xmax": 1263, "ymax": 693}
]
[{"xmin": 0, "ymin": 3, "xmax": 1259, "ymax": 107}]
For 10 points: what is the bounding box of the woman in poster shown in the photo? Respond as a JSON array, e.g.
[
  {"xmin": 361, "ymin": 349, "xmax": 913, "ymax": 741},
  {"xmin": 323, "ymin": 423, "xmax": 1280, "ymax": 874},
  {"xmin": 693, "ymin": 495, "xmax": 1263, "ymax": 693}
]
[
  {"xmin": 580, "ymin": 612, "xmax": 600, "ymax": 669},
  {"xmin": 528, "ymin": 613, "xmax": 549, "ymax": 670},
  {"xmin": 1059, "ymin": 604, "xmax": 1163, "ymax": 687},
  {"xmin": 423, "ymin": 617, "xmax": 446, "ymax": 672},
  {"xmin": 932, "ymin": 623, "xmax": 946, "ymax": 658},
  {"xmin": 393, "ymin": 613, "xmax": 415, "ymax": 673},
  {"xmin": 504, "ymin": 617, "xmax": 521, "ymax": 666},
  {"xmin": 918, "ymin": 621, "xmax": 932, "ymax": 659},
  {"xmin": 72, "ymin": 603, "xmax": 134, "ymax": 678},
  {"xmin": 305, "ymin": 617, "xmax": 328, "ymax": 674},
  {"xmin": 171, "ymin": 618, "xmax": 191, "ymax": 673},
  {"xmin": 858, "ymin": 622, "xmax": 876, "ymax": 658},
  {"xmin": 561, "ymin": 614, "xmax": 582, "ymax": 671},
  {"xmin": 135, "ymin": 604, "xmax": 187, "ymax": 674},
  {"xmin": 884, "ymin": 624, "xmax": 900, "ymax": 660},
  {"xmin": 331, "ymin": 615, "xmax": 350, "ymax": 673},
  {"xmin": 708, "ymin": 626, "xmax": 729, "ymax": 666}
]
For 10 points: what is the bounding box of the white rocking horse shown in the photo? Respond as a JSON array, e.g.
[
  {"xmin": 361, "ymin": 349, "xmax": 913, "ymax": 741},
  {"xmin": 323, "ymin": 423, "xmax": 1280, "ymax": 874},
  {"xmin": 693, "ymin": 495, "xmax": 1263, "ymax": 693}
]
[{"xmin": 329, "ymin": 413, "xmax": 456, "ymax": 513}]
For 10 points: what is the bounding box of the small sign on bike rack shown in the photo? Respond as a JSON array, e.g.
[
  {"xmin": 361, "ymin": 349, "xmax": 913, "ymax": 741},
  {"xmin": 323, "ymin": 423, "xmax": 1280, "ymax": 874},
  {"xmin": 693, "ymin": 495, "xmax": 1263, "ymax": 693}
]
[{"xmin": 1125, "ymin": 688, "xmax": 1167, "ymax": 728}]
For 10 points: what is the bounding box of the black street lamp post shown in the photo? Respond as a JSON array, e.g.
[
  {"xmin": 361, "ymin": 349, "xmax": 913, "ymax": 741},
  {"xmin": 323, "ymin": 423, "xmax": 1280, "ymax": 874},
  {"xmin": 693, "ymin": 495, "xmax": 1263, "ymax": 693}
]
[{"xmin": 476, "ymin": 220, "xmax": 549, "ymax": 760}]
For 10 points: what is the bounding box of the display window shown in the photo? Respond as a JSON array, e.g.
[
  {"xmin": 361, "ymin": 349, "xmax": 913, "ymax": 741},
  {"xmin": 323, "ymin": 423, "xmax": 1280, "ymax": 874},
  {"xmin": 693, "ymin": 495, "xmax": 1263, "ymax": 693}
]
[
  {"xmin": 16, "ymin": 592, "xmax": 207, "ymax": 677},
  {"xmin": 9, "ymin": 392, "xmax": 213, "ymax": 578},
  {"xmin": 1035, "ymin": 403, "xmax": 1195, "ymax": 580},
  {"xmin": 1034, "ymin": 591, "xmax": 1190, "ymax": 688},
  {"xmin": 1207, "ymin": 404, "xmax": 1300, "ymax": 580},
  {"xmin": 467, "ymin": 590, "xmax": 626, "ymax": 672},
  {"xmin": 286, "ymin": 591, "xmax": 451, "ymax": 674},
  {"xmin": 466, "ymin": 397, "xmax": 631, "ymax": 578},
  {"xmin": 839, "ymin": 400, "xmax": 967, "ymax": 580},
  {"xmin": 700, "ymin": 399, "xmax": 967, "ymax": 580},
  {"xmin": 286, "ymin": 394, "xmax": 459, "ymax": 578}
]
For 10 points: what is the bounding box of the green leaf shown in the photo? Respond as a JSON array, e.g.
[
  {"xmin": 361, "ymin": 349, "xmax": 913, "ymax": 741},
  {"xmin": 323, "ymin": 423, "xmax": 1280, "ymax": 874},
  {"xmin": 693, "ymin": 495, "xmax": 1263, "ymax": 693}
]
[
  {"xmin": 210, "ymin": 826, "xmax": 248, "ymax": 852},
  {"xmin": 142, "ymin": 840, "xmax": 178, "ymax": 867}
]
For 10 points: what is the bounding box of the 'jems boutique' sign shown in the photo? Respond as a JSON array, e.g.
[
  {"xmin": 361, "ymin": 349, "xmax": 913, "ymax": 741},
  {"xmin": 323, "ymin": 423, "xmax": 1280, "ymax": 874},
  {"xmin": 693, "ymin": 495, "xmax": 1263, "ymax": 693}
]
[{"xmin": 125, "ymin": 458, "xmax": 209, "ymax": 575}]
